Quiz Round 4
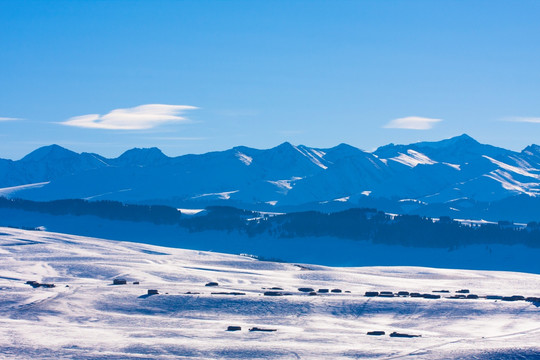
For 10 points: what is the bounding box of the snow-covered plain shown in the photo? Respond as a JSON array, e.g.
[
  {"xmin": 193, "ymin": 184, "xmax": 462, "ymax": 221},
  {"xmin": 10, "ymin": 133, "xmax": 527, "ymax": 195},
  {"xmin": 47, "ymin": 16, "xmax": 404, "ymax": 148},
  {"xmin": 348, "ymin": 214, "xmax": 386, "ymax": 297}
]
[{"xmin": 1, "ymin": 227, "xmax": 539, "ymax": 359}]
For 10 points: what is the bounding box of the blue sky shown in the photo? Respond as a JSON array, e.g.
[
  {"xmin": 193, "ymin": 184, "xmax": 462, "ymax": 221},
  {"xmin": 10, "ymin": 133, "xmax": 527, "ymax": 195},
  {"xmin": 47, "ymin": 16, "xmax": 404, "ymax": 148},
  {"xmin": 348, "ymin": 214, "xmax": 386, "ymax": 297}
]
[{"xmin": 1, "ymin": 0, "xmax": 540, "ymax": 159}]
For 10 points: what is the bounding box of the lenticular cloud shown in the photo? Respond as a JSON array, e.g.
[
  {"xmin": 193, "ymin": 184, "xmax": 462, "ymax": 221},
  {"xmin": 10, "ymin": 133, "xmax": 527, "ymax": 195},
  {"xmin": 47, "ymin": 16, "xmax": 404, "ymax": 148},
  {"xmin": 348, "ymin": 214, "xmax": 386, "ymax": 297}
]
[
  {"xmin": 61, "ymin": 104, "xmax": 198, "ymax": 130},
  {"xmin": 384, "ymin": 116, "xmax": 442, "ymax": 130}
]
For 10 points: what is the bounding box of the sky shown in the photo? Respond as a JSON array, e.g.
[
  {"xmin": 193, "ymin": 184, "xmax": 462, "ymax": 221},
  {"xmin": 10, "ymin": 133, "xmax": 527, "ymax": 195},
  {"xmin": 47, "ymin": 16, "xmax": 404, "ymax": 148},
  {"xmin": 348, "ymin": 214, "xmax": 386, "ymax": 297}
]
[{"xmin": 1, "ymin": 0, "xmax": 540, "ymax": 160}]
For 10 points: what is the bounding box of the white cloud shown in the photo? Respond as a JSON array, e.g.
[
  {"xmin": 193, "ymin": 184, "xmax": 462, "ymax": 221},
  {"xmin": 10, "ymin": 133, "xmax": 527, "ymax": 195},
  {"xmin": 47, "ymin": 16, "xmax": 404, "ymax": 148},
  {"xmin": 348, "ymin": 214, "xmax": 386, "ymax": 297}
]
[
  {"xmin": 384, "ymin": 116, "xmax": 442, "ymax": 130},
  {"xmin": 0, "ymin": 117, "xmax": 22, "ymax": 121},
  {"xmin": 61, "ymin": 104, "xmax": 198, "ymax": 130},
  {"xmin": 505, "ymin": 116, "xmax": 540, "ymax": 124}
]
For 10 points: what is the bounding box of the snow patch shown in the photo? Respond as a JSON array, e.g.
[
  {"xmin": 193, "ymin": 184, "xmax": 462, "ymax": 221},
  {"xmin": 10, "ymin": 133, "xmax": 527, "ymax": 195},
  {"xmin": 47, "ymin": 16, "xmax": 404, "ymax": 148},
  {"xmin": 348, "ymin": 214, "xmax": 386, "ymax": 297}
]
[
  {"xmin": 445, "ymin": 197, "xmax": 469, "ymax": 203},
  {"xmin": 361, "ymin": 191, "xmax": 372, "ymax": 196},
  {"xmin": 235, "ymin": 152, "xmax": 253, "ymax": 166},
  {"xmin": 0, "ymin": 182, "xmax": 50, "ymax": 197},
  {"xmin": 443, "ymin": 162, "xmax": 461, "ymax": 170},
  {"xmin": 399, "ymin": 198, "xmax": 427, "ymax": 205},
  {"xmin": 455, "ymin": 218, "xmax": 498, "ymax": 227},
  {"xmin": 267, "ymin": 180, "xmax": 293, "ymax": 191},
  {"xmin": 177, "ymin": 208, "xmax": 205, "ymax": 215},
  {"xmin": 390, "ymin": 150, "xmax": 437, "ymax": 167},
  {"xmin": 484, "ymin": 170, "xmax": 539, "ymax": 197},
  {"xmin": 191, "ymin": 190, "xmax": 239, "ymax": 200},
  {"xmin": 483, "ymin": 155, "xmax": 540, "ymax": 180},
  {"xmin": 267, "ymin": 177, "xmax": 302, "ymax": 194},
  {"xmin": 84, "ymin": 188, "xmax": 132, "ymax": 200},
  {"xmin": 293, "ymin": 145, "xmax": 328, "ymax": 169},
  {"xmin": 89, "ymin": 154, "xmax": 110, "ymax": 166}
]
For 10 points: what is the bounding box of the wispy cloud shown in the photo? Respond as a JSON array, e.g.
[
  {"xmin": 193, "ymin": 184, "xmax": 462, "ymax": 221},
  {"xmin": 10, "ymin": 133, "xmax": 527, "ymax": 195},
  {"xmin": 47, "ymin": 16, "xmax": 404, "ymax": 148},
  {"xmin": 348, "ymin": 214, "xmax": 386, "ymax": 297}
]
[
  {"xmin": 504, "ymin": 116, "xmax": 540, "ymax": 124},
  {"xmin": 60, "ymin": 104, "xmax": 198, "ymax": 130},
  {"xmin": 0, "ymin": 117, "xmax": 22, "ymax": 121},
  {"xmin": 384, "ymin": 116, "xmax": 442, "ymax": 130}
]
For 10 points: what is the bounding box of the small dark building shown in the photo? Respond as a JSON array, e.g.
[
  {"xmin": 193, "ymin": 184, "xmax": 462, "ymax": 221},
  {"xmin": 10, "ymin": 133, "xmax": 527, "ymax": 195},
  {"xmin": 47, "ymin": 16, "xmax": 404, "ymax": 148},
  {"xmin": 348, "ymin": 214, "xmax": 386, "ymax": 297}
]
[
  {"xmin": 205, "ymin": 282, "xmax": 219, "ymax": 287},
  {"xmin": 25, "ymin": 281, "xmax": 55, "ymax": 288},
  {"xmin": 249, "ymin": 327, "xmax": 277, "ymax": 332},
  {"xmin": 390, "ymin": 332, "xmax": 421, "ymax": 338},
  {"xmin": 308, "ymin": 291, "xmax": 317, "ymax": 296},
  {"xmin": 25, "ymin": 281, "xmax": 40, "ymax": 288},
  {"xmin": 397, "ymin": 291, "xmax": 409, "ymax": 296},
  {"xmin": 331, "ymin": 289, "xmax": 342, "ymax": 293},
  {"xmin": 147, "ymin": 289, "xmax": 159, "ymax": 295},
  {"xmin": 113, "ymin": 278, "xmax": 127, "ymax": 285},
  {"xmin": 367, "ymin": 331, "xmax": 385, "ymax": 336},
  {"xmin": 365, "ymin": 291, "xmax": 379, "ymax": 297},
  {"xmin": 318, "ymin": 289, "xmax": 329, "ymax": 293},
  {"xmin": 423, "ymin": 294, "xmax": 441, "ymax": 299},
  {"xmin": 211, "ymin": 292, "xmax": 245, "ymax": 296},
  {"xmin": 227, "ymin": 326, "xmax": 242, "ymax": 331},
  {"xmin": 486, "ymin": 295, "xmax": 503, "ymax": 300},
  {"xmin": 466, "ymin": 294, "xmax": 479, "ymax": 299},
  {"xmin": 298, "ymin": 287, "xmax": 315, "ymax": 292},
  {"xmin": 456, "ymin": 289, "xmax": 470, "ymax": 294},
  {"xmin": 264, "ymin": 291, "xmax": 283, "ymax": 296},
  {"xmin": 133, "ymin": 281, "xmax": 140, "ymax": 285},
  {"xmin": 379, "ymin": 291, "xmax": 394, "ymax": 297},
  {"xmin": 410, "ymin": 293, "xmax": 422, "ymax": 297}
]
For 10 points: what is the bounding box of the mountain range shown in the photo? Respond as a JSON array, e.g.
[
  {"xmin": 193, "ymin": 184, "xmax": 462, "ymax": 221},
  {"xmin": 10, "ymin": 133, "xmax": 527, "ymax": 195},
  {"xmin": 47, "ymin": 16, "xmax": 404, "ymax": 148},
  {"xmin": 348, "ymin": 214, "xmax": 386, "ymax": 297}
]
[{"xmin": 2, "ymin": 134, "xmax": 540, "ymax": 222}]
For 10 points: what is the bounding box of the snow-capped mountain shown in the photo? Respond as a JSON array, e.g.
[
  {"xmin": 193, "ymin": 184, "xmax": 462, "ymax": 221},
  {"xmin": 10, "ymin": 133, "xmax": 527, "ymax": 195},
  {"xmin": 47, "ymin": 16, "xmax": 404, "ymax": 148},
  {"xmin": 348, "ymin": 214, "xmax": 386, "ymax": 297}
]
[{"xmin": 2, "ymin": 134, "xmax": 540, "ymax": 218}]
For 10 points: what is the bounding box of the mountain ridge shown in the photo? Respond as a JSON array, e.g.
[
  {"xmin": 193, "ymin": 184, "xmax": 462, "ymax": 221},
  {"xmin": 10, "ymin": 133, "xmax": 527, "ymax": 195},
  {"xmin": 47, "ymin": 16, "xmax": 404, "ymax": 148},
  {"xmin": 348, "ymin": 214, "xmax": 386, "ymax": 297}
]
[
  {"xmin": 2, "ymin": 134, "xmax": 534, "ymax": 164},
  {"xmin": 2, "ymin": 134, "xmax": 540, "ymax": 221}
]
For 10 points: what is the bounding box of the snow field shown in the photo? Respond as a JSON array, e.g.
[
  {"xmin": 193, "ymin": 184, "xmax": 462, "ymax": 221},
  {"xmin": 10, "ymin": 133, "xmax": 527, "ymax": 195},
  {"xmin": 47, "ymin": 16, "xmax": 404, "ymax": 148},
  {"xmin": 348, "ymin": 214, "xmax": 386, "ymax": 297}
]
[{"xmin": 1, "ymin": 227, "xmax": 539, "ymax": 359}]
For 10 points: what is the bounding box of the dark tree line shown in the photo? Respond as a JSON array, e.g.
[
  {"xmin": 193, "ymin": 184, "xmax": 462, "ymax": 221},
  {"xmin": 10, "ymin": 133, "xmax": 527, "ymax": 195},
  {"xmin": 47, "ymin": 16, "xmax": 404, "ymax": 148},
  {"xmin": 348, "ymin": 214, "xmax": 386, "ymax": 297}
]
[
  {"xmin": 1, "ymin": 197, "xmax": 539, "ymax": 248},
  {"xmin": 0, "ymin": 197, "xmax": 181, "ymax": 225},
  {"xmin": 180, "ymin": 206, "xmax": 254, "ymax": 232},
  {"xmin": 249, "ymin": 210, "xmax": 540, "ymax": 248}
]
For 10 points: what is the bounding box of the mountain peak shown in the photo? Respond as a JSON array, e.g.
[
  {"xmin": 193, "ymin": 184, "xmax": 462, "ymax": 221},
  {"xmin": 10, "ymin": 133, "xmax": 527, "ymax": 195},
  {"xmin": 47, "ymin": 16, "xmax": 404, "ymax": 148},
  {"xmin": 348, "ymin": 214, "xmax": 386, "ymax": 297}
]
[
  {"xmin": 21, "ymin": 144, "xmax": 78, "ymax": 162},
  {"xmin": 420, "ymin": 134, "xmax": 479, "ymax": 149},
  {"xmin": 522, "ymin": 144, "xmax": 540, "ymax": 155},
  {"xmin": 116, "ymin": 147, "xmax": 168, "ymax": 166},
  {"xmin": 334, "ymin": 143, "xmax": 360, "ymax": 151},
  {"xmin": 275, "ymin": 141, "xmax": 295, "ymax": 149},
  {"xmin": 325, "ymin": 143, "xmax": 364, "ymax": 156},
  {"xmin": 268, "ymin": 141, "xmax": 299, "ymax": 154},
  {"xmin": 450, "ymin": 133, "xmax": 477, "ymax": 143}
]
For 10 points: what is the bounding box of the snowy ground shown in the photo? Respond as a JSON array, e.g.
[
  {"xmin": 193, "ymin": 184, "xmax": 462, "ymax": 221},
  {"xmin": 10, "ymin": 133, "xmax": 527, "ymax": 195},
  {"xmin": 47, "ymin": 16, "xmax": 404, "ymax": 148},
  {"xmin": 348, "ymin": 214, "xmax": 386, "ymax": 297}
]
[{"xmin": 1, "ymin": 227, "xmax": 539, "ymax": 359}]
